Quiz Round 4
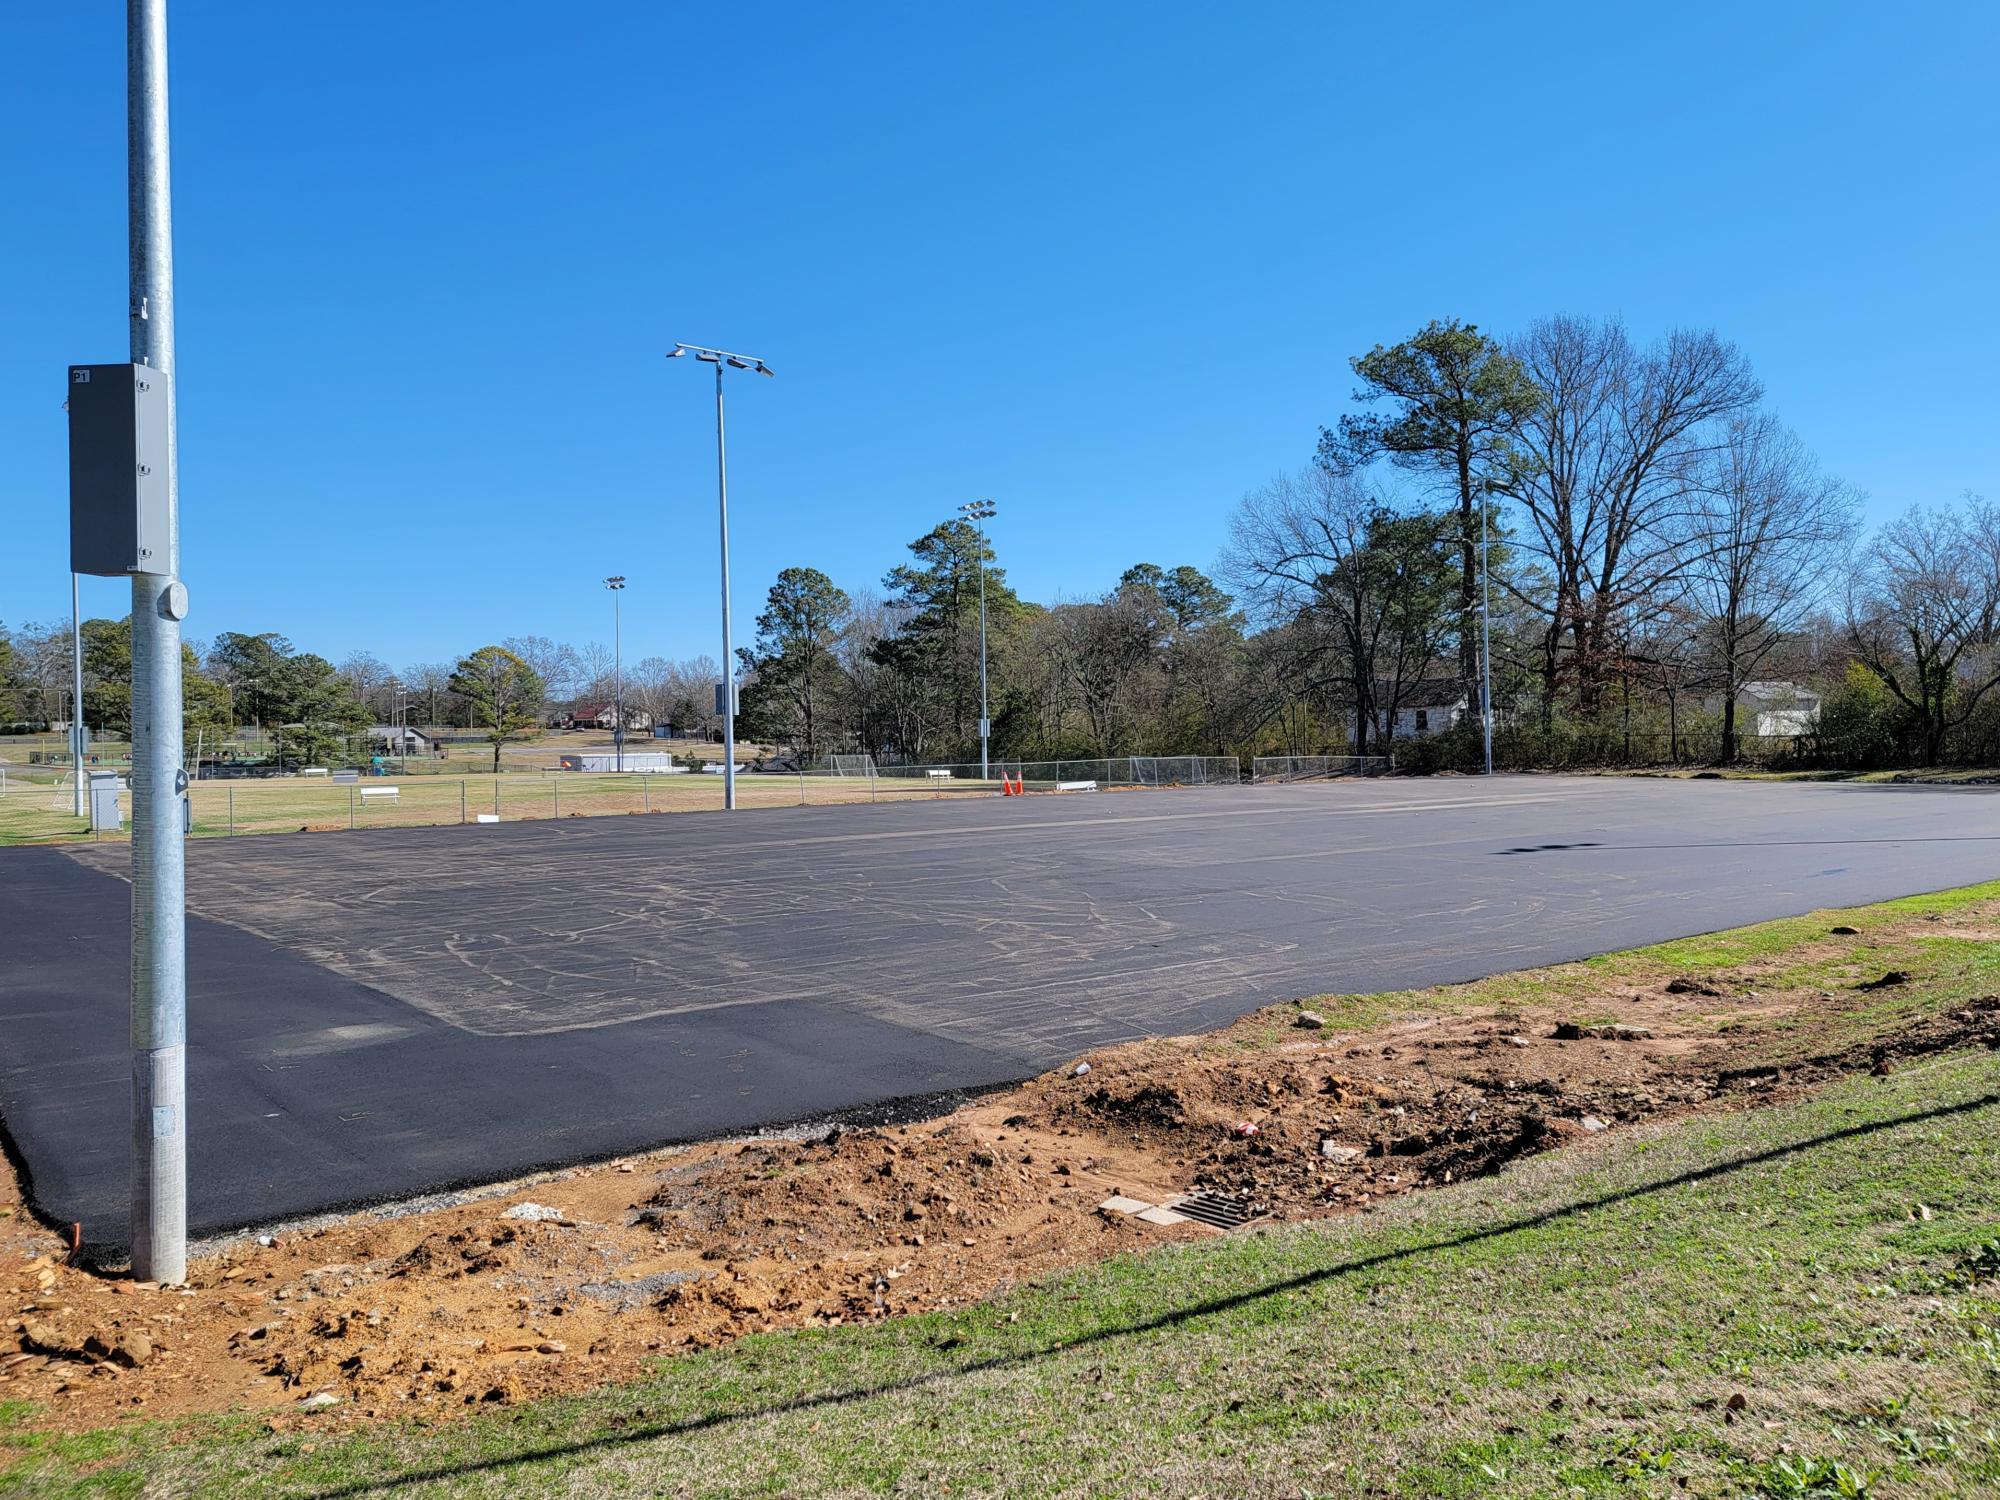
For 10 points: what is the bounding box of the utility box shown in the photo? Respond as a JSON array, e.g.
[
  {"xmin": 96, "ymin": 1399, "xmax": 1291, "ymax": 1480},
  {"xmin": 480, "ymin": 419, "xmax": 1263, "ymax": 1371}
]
[
  {"xmin": 68, "ymin": 363, "xmax": 171, "ymax": 576},
  {"xmin": 88, "ymin": 771, "xmax": 125, "ymax": 833}
]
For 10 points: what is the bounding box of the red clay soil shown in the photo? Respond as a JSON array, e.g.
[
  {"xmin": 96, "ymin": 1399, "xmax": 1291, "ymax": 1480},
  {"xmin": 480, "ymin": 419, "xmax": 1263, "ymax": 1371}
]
[{"xmin": 4, "ymin": 945, "xmax": 1996, "ymax": 1433}]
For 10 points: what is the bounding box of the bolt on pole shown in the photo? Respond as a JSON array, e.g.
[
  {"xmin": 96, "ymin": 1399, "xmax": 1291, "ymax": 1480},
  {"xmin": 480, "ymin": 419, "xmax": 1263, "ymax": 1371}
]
[{"xmin": 127, "ymin": 0, "xmax": 188, "ymax": 1286}]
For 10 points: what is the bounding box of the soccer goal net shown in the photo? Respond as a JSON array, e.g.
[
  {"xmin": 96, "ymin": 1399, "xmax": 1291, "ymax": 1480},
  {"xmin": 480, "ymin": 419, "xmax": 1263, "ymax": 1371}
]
[
  {"xmin": 1251, "ymin": 754, "xmax": 1392, "ymax": 782},
  {"xmin": 1125, "ymin": 755, "xmax": 1242, "ymax": 787},
  {"xmin": 827, "ymin": 753, "xmax": 879, "ymax": 780}
]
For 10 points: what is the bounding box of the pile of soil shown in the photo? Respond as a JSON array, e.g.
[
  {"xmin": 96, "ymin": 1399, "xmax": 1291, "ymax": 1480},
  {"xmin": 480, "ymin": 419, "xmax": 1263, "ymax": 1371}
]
[{"xmin": 5, "ymin": 925, "xmax": 1997, "ymax": 1433}]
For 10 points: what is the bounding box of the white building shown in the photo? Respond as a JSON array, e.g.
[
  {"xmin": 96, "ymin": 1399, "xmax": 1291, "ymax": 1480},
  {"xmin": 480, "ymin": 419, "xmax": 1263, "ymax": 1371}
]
[{"xmin": 1698, "ymin": 681, "xmax": 1820, "ymax": 737}]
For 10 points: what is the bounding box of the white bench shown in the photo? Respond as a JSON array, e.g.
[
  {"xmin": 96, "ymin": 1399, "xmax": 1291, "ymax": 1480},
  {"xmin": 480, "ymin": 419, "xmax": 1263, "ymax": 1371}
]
[
  {"xmin": 358, "ymin": 786, "xmax": 400, "ymax": 805},
  {"xmin": 1056, "ymin": 779, "xmax": 1098, "ymax": 792},
  {"xmin": 298, "ymin": 767, "xmax": 329, "ymax": 778},
  {"xmin": 926, "ymin": 769, "xmax": 953, "ymax": 780}
]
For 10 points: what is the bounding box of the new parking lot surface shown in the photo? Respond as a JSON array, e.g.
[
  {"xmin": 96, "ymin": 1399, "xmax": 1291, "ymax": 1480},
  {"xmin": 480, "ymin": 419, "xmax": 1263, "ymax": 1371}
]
[{"xmin": 4, "ymin": 774, "xmax": 2000, "ymax": 1245}]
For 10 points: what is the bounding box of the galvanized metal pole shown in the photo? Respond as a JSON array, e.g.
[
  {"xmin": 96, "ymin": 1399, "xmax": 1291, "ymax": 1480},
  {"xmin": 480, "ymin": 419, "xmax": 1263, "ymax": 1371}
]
[
  {"xmin": 612, "ymin": 589, "xmax": 623, "ymax": 774},
  {"xmin": 1480, "ymin": 484, "xmax": 1495, "ymax": 778},
  {"xmin": 71, "ymin": 573, "xmax": 87, "ymax": 817},
  {"xmin": 715, "ymin": 362, "xmax": 737, "ymax": 811},
  {"xmin": 127, "ymin": 0, "xmax": 187, "ymax": 1285},
  {"xmin": 975, "ymin": 517, "xmax": 990, "ymax": 782}
]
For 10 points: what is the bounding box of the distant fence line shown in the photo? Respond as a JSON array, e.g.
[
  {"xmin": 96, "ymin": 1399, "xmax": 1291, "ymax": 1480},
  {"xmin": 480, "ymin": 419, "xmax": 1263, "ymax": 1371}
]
[{"xmin": 869, "ymin": 756, "xmax": 1243, "ymax": 789}]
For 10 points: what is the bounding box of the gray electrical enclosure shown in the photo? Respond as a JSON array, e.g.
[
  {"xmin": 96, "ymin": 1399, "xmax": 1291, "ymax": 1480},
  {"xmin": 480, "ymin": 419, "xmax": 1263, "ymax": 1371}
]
[{"xmin": 68, "ymin": 363, "xmax": 171, "ymax": 576}]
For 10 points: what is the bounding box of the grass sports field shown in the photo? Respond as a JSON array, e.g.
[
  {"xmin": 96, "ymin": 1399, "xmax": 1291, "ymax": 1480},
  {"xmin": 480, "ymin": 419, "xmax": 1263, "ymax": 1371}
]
[{"xmin": 0, "ymin": 770, "xmax": 990, "ymax": 845}]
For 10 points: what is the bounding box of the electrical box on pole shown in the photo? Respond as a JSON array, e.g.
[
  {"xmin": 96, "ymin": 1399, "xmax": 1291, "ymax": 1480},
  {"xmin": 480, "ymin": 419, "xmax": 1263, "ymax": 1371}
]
[{"xmin": 67, "ymin": 363, "xmax": 171, "ymax": 576}]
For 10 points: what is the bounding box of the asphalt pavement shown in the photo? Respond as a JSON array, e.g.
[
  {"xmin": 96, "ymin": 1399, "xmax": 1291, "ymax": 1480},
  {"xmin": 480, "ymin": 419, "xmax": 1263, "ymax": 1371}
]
[{"xmin": 4, "ymin": 774, "xmax": 2000, "ymax": 1246}]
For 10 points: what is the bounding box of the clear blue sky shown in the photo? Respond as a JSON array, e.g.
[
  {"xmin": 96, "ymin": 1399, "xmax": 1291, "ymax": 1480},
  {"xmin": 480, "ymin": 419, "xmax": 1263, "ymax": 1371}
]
[{"xmin": 3, "ymin": 3, "xmax": 1994, "ymax": 669}]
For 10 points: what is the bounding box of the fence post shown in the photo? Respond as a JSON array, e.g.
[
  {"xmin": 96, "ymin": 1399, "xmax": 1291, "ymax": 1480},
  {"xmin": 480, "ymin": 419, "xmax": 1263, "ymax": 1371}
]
[
  {"xmin": 554, "ymin": 779, "xmax": 560, "ymax": 819},
  {"xmin": 643, "ymin": 775, "xmax": 650, "ymax": 813},
  {"xmin": 798, "ymin": 771, "xmax": 805, "ymax": 806},
  {"xmin": 228, "ymin": 785, "xmax": 234, "ymax": 837},
  {"xmin": 348, "ymin": 784, "xmax": 356, "ymax": 830},
  {"xmin": 459, "ymin": 779, "xmax": 467, "ymax": 824},
  {"xmin": 494, "ymin": 778, "xmax": 500, "ymax": 820}
]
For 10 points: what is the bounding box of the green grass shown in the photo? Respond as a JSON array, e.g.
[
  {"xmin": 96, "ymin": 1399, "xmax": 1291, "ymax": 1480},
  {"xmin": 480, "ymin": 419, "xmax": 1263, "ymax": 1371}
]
[
  {"xmin": 0, "ymin": 772, "xmax": 963, "ymax": 846},
  {"xmin": 1230, "ymin": 881, "xmax": 2000, "ymax": 1063},
  {"xmin": 6, "ymin": 1055, "xmax": 1998, "ymax": 1493}
]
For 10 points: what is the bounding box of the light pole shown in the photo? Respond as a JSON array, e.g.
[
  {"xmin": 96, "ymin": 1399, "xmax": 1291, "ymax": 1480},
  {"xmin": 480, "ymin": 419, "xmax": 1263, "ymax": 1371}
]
[
  {"xmin": 957, "ymin": 499, "xmax": 996, "ymax": 780},
  {"xmin": 128, "ymin": 0, "xmax": 188, "ymax": 1286},
  {"xmin": 667, "ymin": 343, "xmax": 773, "ymax": 811},
  {"xmin": 1444, "ymin": 480, "xmax": 1499, "ymax": 777},
  {"xmin": 605, "ymin": 575, "xmax": 626, "ymax": 772},
  {"xmin": 1479, "ymin": 483, "xmax": 1495, "ymax": 775}
]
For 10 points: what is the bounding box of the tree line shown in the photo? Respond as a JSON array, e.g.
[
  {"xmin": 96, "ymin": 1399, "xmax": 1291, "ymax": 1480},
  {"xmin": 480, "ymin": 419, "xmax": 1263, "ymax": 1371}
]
[{"xmin": 5, "ymin": 312, "xmax": 1996, "ymax": 772}]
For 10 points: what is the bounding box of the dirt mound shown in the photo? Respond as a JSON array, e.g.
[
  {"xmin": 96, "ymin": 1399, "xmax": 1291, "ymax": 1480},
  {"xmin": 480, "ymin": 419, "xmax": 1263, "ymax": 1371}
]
[{"xmin": 6, "ymin": 950, "xmax": 1999, "ymax": 1432}]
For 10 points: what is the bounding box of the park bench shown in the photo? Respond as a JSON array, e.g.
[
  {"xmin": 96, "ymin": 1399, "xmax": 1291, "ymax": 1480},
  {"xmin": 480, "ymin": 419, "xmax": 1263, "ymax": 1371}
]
[
  {"xmin": 358, "ymin": 786, "xmax": 400, "ymax": 805},
  {"xmin": 926, "ymin": 768, "xmax": 953, "ymax": 780}
]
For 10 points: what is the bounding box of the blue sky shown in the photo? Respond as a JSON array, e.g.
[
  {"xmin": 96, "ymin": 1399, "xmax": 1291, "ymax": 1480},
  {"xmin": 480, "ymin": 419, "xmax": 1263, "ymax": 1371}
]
[{"xmin": 3, "ymin": 2, "xmax": 1995, "ymax": 669}]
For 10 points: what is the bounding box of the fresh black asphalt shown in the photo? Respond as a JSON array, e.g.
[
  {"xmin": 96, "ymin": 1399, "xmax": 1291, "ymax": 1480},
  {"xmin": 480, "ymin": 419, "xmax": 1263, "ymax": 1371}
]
[{"xmin": 5, "ymin": 775, "xmax": 2000, "ymax": 1248}]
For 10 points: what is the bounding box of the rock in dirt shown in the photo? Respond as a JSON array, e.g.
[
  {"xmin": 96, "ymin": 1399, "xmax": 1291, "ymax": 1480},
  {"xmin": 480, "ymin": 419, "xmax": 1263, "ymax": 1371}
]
[
  {"xmin": 1831, "ymin": 925, "xmax": 1860, "ymax": 936},
  {"xmin": 298, "ymin": 1391, "xmax": 342, "ymax": 1411},
  {"xmin": 1294, "ymin": 1010, "xmax": 1328, "ymax": 1030},
  {"xmin": 1859, "ymin": 970, "xmax": 1911, "ymax": 990},
  {"xmin": 1554, "ymin": 1022, "xmax": 1654, "ymax": 1042},
  {"xmin": 83, "ymin": 1331, "xmax": 152, "ymax": 1368},
  {"xmin": 1579, "ymin": 1116, "xmax": 1609, "ymax": 1132},
  {"xmin": 1318, "ymin": 1141, "xmax": 1363, "ymax": 1164},
  {"xmin": 1663, "ymin": 977, "xmax": 1720, "ymax": 996},
  {"xmin": 501, "ymin": 1202, "xmax": 564, "ymax": 1222}
]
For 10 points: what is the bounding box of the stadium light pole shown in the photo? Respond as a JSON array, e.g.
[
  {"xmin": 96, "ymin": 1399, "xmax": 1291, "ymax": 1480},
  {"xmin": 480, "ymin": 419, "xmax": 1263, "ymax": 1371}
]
[
  {"xmin": 1443, "ymin": 483, "xmax": 1501, "ymax": 778},
  {"xmin": 957, "ymin": 499, "xmax": 996, "ymax": 780},
  {"xmin": 1478, "ymin": 480, "xmax": 1496, "ymax": 778},
  {"xmin": 666, "ymin": 343, "xmax": 772, "ymax": 811},
  {"xmin": 128, "ymin": 0, "xmax": 189, "ymax": 1286},
  {"xmin": 605, "ymin": 575, "xmax": 626, "ymax": 772}
]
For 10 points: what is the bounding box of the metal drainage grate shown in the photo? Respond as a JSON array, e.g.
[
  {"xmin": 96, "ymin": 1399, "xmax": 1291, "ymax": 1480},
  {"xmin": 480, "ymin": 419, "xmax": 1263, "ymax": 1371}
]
[{"xmin": 1169, "ymin": 1190, "xmax": 1256, "ymax": 1230}]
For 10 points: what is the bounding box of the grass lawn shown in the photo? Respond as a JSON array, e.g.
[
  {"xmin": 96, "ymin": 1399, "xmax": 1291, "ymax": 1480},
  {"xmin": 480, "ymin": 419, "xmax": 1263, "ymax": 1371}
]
[
  {"xmin": 4, "ymin": 1021, "xmax": 1997, "ymax": 1492},
  {"xmin": 0, "ymin": 771, "xmax": 984, "ymax": 846}
]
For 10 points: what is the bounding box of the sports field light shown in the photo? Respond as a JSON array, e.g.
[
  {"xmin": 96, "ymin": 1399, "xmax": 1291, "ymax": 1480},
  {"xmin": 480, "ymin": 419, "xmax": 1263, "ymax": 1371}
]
[
  {"xmin": 667, "ymin": 343, "xmax": 775, "ymax": 810},
  {"xmin": 956, "ymin": 499, "xmax": 998, "ymax": 781},
  {"xmin": 605, "ymin": 576, "xmax": 627, "ymax": 773}
]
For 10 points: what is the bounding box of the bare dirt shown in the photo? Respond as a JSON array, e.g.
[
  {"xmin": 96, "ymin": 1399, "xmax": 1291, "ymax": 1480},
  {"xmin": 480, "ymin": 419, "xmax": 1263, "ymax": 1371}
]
[{"xmin": 5, "ymin": 918, "xmax": 1998, "ymax": 1434}]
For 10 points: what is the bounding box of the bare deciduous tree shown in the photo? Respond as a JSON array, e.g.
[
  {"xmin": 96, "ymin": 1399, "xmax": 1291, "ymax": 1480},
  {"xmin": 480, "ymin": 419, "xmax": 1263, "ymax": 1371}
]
[
  {"xmin": 1846, "ymin": 497, "xmax": 2000, "ymax": 764},
  {"xmin": 1679, "ymin": 416, "xmax": 1857, "ymax": 760},
  {"xmin": 1504, "ymin": 316, "xmax": 1762, "ymax": 717}
]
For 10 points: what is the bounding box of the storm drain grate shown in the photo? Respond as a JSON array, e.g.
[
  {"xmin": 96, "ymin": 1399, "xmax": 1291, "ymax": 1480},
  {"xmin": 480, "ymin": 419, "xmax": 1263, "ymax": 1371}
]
[{"xmin": 1169, "ymin": 1190, "xmax": 1256, "ymax": 1230}]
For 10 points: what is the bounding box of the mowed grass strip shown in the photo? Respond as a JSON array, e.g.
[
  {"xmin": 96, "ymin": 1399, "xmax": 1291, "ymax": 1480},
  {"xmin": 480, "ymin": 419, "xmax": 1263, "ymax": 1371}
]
[
  {"xmin": 5, "ymin": 1057, "xmax": 1998, "ymax": 1492},
  {"xmin": 0, "ymin": 772, "xmax": 979, "ymax": 846},
  {"xmin": 1211, "ymin": 879, "xmax": 2000, "ymax": 1056}
]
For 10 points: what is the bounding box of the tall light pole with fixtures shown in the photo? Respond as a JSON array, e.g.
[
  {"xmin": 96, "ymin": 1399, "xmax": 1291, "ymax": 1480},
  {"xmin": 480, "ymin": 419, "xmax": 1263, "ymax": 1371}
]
[
  {"xmin": 1443, "ymin": 481, "xmax": 1499, "ymax": 776},
  {"xmin": 957, "ymin": 500, "xmax": 997, "ymax": 780},
  {"xmin": 666, "ymin": 343, "xmax": 772, "ymax": 811},
  {"xmin": 604, "ymin": 576, "xmax": 626, "ymax": 772}
]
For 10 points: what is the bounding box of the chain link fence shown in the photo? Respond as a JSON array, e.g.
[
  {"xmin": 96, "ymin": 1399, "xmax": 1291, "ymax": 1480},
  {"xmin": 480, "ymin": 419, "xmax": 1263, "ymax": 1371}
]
[{"xmin": 1250, "ymin": 754, "xmax": 1394, "ymax": 782}]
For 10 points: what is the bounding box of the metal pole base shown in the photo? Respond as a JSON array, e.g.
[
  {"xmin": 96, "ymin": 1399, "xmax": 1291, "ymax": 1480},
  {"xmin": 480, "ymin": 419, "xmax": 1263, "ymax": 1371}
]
[{"xmin": 130, "ymin": 1044, "xmax": 186, "ymax": 1283}]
